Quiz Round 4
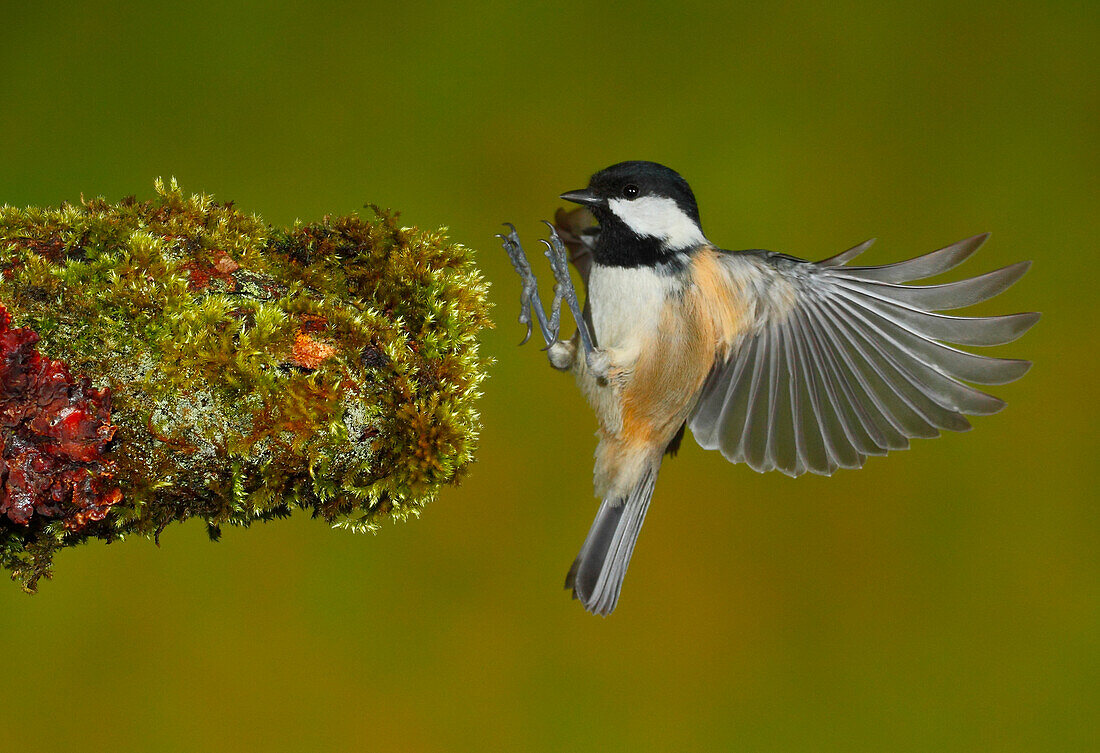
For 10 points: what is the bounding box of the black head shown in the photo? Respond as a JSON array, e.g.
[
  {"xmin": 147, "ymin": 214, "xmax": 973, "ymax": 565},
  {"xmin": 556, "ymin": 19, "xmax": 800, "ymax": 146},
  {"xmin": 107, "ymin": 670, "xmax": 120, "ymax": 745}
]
[{"xmin": 560, "ymin": 161, "xmax": 706, "ymax": 267}]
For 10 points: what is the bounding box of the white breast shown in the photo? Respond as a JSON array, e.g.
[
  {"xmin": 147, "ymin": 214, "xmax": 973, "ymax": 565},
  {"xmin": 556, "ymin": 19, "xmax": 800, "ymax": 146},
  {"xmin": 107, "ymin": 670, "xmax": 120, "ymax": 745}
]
[{"xmin": 588, "ymin": 264, "xmax": 678, "ymax": 351}]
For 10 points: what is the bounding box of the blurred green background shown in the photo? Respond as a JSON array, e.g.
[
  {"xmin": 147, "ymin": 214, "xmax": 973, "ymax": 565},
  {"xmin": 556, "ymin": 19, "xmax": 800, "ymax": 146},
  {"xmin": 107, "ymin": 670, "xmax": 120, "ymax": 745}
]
[{"xmin": 1, "ymin": 2, "xmax": 1096, "ymax": 751}]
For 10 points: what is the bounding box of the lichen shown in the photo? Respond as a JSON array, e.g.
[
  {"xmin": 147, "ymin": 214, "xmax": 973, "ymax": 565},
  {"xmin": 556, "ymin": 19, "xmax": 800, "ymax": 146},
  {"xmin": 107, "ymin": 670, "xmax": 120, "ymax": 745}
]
[
  {"xmin": 0, "ymin": 305, "xmax": 122, "ymax": 530},
  {"xmin": 0, "ymin": 179, "xmax": 492, "ymax": 590}
]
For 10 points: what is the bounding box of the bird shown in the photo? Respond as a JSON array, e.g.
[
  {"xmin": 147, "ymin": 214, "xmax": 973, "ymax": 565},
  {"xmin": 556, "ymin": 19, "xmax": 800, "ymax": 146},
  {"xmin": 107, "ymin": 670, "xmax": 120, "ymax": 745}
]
[{"xmin": 499, "ymin": 160, "xmax": 1038, "ymax": 616}]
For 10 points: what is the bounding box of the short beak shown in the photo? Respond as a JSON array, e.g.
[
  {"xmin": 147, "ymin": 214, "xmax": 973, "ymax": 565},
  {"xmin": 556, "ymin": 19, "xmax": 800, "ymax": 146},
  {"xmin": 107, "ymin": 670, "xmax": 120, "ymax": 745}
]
[{"xmin": 559, "ymin": 189, "xmax": 604, "ymax": 208}]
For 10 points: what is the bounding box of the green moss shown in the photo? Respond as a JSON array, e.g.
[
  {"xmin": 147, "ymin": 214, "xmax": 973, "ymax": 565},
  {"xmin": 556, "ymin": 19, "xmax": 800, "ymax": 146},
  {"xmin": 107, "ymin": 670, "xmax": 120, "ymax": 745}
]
[{"xmin": 0, "ymin": 179, "xmax": 492, "ymax": 590}]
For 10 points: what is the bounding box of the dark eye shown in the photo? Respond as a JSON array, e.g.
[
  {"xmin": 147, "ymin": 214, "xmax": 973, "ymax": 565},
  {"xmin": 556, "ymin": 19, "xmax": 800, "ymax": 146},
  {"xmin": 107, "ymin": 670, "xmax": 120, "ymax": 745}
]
[{"xmin": 622, "ymin": 184, "xmax": 639, "ymax": 199}]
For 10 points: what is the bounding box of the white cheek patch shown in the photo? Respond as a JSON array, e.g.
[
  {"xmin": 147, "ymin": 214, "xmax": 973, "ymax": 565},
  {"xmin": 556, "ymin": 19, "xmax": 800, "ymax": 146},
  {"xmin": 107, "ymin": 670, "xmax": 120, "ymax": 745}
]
[{"xmin": 607, "ymin": 195, "xmax": 706, "ymax": 251}]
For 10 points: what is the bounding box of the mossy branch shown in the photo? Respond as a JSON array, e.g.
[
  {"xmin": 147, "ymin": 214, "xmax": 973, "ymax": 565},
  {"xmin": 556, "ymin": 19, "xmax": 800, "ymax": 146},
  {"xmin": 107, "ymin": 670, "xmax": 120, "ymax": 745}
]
[{"xmin": 0, "ymin": 179, "xmax": 492, "ymax": 591}]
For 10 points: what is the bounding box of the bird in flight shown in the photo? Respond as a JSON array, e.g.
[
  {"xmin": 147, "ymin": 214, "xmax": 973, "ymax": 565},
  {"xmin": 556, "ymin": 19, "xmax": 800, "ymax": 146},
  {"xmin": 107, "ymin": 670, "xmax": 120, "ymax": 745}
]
[{"xmin": 500, "ymin": 161, "xmax": 1038, "ymax": 616}]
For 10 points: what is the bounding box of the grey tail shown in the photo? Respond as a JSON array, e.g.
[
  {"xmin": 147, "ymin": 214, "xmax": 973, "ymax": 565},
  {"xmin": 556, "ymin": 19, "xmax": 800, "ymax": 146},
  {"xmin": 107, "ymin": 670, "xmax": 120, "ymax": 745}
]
[{"xmin": 565, "ymin": 465, "xmax": 659, "ymax": 616}]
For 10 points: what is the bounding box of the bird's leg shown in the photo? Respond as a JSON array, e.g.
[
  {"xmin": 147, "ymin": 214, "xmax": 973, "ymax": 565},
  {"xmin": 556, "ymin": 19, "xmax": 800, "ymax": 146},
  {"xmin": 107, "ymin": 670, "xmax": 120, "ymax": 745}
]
[
  {"xmin": 539, "ymin": 222, "xmax": 603, "ymax": 375},
  {"xmin": 497, "ymin": 223, "xmax": 560, "ymax": 347},
  {"xmin": 500, "ymin": 221, "xmax": 604, "ymax": 376}
]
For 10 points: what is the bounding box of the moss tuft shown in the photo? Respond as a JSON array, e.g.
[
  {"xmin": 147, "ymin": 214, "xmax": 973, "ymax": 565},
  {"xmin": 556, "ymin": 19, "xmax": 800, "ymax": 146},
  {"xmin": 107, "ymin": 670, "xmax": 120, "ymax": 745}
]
[{"xmin": 0, "ymin": 180, "xmax": 492, "ymax": 590}]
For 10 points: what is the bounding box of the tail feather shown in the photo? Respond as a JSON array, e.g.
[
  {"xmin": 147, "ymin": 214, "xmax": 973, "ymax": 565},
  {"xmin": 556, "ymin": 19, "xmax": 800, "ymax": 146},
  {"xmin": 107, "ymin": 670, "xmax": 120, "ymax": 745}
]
[{"xmin": 565, "ymin": 465, "xmax": 659, "ymax": 615}]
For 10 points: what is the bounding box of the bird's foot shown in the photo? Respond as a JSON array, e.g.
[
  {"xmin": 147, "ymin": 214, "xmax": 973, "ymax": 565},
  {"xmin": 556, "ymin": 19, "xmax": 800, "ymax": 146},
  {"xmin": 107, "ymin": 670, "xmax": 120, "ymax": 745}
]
[
  {"xmin": 498, "ymin": 221, "xmax": 596, "ymax": 355},
  {"xmin": 539, "ymin": 221, "xmax": 595, "ymax": 356},
  {"xmin": 497, "ymin": 222, "xmax": 559, "ymax": 346}
]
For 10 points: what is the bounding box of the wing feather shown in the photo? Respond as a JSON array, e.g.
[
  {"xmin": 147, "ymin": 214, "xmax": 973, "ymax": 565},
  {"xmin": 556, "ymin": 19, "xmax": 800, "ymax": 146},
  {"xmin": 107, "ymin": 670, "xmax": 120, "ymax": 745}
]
[
  {"xmin": 817, "ymin": 237, "xmax": 877, "ymax": 267},
  {"xmin": 804, "ymin": 297, "xmax": 911, "ymax": 451},
  {"xmin": 737, "ymin": 332, "xmax": 773, "ymax": 469},
  {"xmin": 830, "ymin": 282, "xmax": 1039, "ymax": 347},
  {"xmin": 806, "ymin": 292, "xmax": 1006, "ymax": 416},
  {"xmin": 787, "ymin": 307, "xmax": 840, "ymax": 473},
  {"xmin": 689, "ymin": 237, "xmax": 1037, "ymax": 476},
  {"xmin": 833, "ymin": 262, "xmax": 1032, "ymax": 310},
  {"xmin": 791, "ymin": 306, "xmax": 881, "ymax": 460},
  {"xmin": 715, "ymin": 334, "xmax": 764, "ymax": 463},
  {"xmin": 836, "ymin": 233, "xmax": 988, "ymax": 282},
  {"xmin": 824, "ymin": 298, "xmax": 972, "ymax": 433},
  {"xmin": 768, "ymin": 325, "xmax": 800, "ymax": 475},
  {"xmin": 830, "ymin": 293, "xmax": 1031, "ymax": 385},
  {"xmin": 816, "ymin": 297, "xmax": 942, "ymax": 439}
]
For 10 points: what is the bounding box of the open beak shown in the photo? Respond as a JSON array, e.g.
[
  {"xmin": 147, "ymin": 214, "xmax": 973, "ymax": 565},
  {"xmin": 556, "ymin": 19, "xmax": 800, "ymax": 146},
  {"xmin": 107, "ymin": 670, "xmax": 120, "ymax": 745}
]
[{"xmin": 559, "ymin": 189, "xmax": 604, "ymax": 208}]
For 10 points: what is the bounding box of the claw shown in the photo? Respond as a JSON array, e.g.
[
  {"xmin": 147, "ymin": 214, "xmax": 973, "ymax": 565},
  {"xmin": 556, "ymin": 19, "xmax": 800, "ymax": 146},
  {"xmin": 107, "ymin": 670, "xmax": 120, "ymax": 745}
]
[
  {"xmin": 541, "ymin": 222, "xmax": 595, "ymax": 356},
  {"xmin": 538, "ymin": 238, "xmax": 566, "ymax": 347},
  {"xmin": 500, "ymin": 220, "xmax": 598, "ymax": 356},
  {"xmin": 498, "ymin": 221, "xmax": 558, "ymax": 347}
]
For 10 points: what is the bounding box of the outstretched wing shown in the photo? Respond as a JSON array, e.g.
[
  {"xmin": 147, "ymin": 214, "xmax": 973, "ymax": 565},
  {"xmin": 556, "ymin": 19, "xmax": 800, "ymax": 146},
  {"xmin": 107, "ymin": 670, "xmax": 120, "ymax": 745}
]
[{"xmin": 689, "ymin": 234, "xmax": 1039, "ymax": 476}]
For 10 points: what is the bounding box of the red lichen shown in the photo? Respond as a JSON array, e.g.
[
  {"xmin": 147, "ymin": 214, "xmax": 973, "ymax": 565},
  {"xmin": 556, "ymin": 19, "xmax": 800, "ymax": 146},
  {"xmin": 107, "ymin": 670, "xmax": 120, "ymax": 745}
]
[
  {"xmin": 181, "ymin": 261, "xmax": 212, "ymax": 290},
  {"xmin": 213, "ymin": 251, "xmax": 240, "ymax": 274},
  {"xmin": 0, "ymin": 304, "xmax": 122, "ymax": 530},
  {"xmin": 182, "ymin": 250, "xmax": 240, "ymax": 291},
  {"xmin": 291, "ymin": 332, "xmax": 337, "ymax": 369}
]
